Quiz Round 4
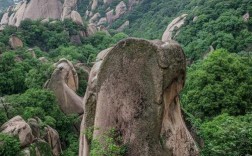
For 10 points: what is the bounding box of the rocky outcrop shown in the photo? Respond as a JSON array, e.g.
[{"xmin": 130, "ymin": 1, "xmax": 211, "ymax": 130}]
[
  {"xmin": 162, "ymin": 14, "xmax": 187, "ymax": 42},
  {"xmin": 70, "ymin": 11, "xmax": 84, "ymax": 25},
  {"xmin": 45, "ymin": 59, "xmax": 83, "ymax": 115},
  {"xmin": 61, "ymin": 0, "xmax": 84, "ymax": 25},
  {"xmin": 79, "ymin": 38, "xmax": 199, "ymax": 156},
  {"xmin": 1, "ymin": 116, "xmax": 34, "ymax": 147},
  {"xmin": 89, "ymin": 13, "xmax": 100, "ymax": 24},
  {"xmin": 0, "ymin": 0, "xmax": 83, "ymax": 27},
  {"xmin": 9, "ymin": 35, "xmax": 23, "ymax": 49},
  {"xmin": 87, "ymin": 24, "xmax": 98, "ymax": 36},
  {"xmin": 106, "ymin": 1, "xmax": 127, "ymax": 24},
  {"xmin": 44, "ymin": 126, "xmax": 62, "ymax": 156},
  {"xmin": 1, "ymin": 116, "xmax": 62, "ymax": 156}
]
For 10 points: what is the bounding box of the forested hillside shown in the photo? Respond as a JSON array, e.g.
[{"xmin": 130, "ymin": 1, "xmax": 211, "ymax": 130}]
[
  {"xmin": 109, "ymin": 0, "xmax": 252, "ymax": 60},
  {"xmin": 0, "ymin": 0, "xmax": 251, "ymax": 155}
]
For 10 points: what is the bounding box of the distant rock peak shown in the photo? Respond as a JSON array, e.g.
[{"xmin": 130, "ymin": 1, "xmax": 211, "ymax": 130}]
[{"xmin": 0, "ymin": 0, "xmax": 83, "ymax": 27}]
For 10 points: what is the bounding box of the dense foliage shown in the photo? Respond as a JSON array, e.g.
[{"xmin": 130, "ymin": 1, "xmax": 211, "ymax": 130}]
[
  {"xmin": 108, "ymin": 0, "xmax": 252, "ymax": 60},
  {"xmin": 182, "ymin": 49, "xmax": 252, "ymax": 120},
  {"xmin": 0, "ymin": 19, "xmax": 128, "ymax": 155},
  {"xmin": 0, "ymin": 133, "xmax": 20, "ymax": 156},
  {"xmin": 182, "ymin": 49, "xmax": 252, "ymax": 155},
  {"xmin": 200, "ymin": 113, "xmax": 252, "ymax": 155}
]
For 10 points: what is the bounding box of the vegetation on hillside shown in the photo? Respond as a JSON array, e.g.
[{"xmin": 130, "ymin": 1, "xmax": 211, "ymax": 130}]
[
  {"xmin": 108, "ymin": 0, "xmax": 252, "ymax": 60},
  {"xmin": 182, "ymin": 49, "xmax": 252, "ymax": 155},
  {"xmin": 0, "ymin": 19, "xmax": 128, "ymax": 155}
]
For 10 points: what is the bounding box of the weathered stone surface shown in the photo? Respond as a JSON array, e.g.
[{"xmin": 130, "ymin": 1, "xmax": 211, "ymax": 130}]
[
  {"xmin": 89, "ymin": 13, "xmax": 101, "ymax": 24},
  {"xmin": 97, "ymin": 17, "xmax": 107, "ymax": 26},
  {"xmin": 61, "ymin": 0, "xmax": 77, "ymax": 20},
  {"xmin": 79, "ymin": 38, "xmax": 198, "ymax": 156},
  {"xmin": 106, "ymin": 1, "xmax": 127, "ymax": 24},
  {"xmin": 0, "ymin": 12, "xmax": 9, "ymax": 25},
  {"xmin": 1, "ymin": 0, "xmax": 83, "ymax": 27},
  {"xmin": 70, "ymin": 11, "xmax": 84, "ymax": 25},
  {"xmin": 162, "ymin": 14, "xmax": 187, "ymax": 42},
  {"xmin": 1, "ymin": 116, "xmax": 34, "ymax": 147},
  {"xmin": 45, "ymin": 59, "xmax": 83, "ymax": 115},
  {"xmin": 28, "ymin": 118, "xmax": 41, "ymax": 138},
  {"xmin": 9, "ymin": 35, "xmax": 23, "ymax": 49},
  {"xmin": 87, "ymin": 24, "xmax": 98, "ymax": 36},
  {"xmin": 44, "ymin": 126, "xmax": 62, "ymax": 156},
  {"xmin": 79, "ymin": 47, "xmax": 112, "ymax": 156}
]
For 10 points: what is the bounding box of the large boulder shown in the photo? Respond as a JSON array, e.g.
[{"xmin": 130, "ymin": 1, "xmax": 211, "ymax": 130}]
[
  {"xmin": 9, "ymin": 35, "xmax": 23, "ymax": 49},
  {"xmin": 45, "ymin": 59, "xmax": 83, "ymax": 115},
  {"xmin": 79, "ymin": 38, "xmax": 199, "ymax": 156},
  {"xmin": 1, "ymin": 116, "xmax": 34, "ymax": 147},
  {"xmin": 44, "ymin": 126, "xmax": 62, "ymax": 156},
  {"xmin": 162, "ymin": 14, "xmax": 187, "ymax": 42}
]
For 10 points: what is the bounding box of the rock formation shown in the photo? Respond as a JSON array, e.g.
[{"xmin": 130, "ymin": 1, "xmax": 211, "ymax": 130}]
[
  {"xmin": 1, "ymin": 116, "xmax": 34, "ymax": 147},
  {"xmin": 9, "ymin": 35, "xmax": 23, "ymax": 49},
  {"xmin": 79, "ymin": 38, "xmax": 199, "ymax": 156},
  {"xmin": 86, "ymin": 0, "xmax": 140, "ymax": 30},
  {"xmin": 162, "ymin": 14, "xmax": 187, "ymax": 42},
  {"xmin": 44, "ymin": 126, "xmax": 62, "ymax": 156},
  {"xmin": 106, "ymin": 1, "xmax": 127, "ymax": 24},
  {"xmin": 45, "ymin": 59, "xmax": 83, "ymax": 115},
  {"xmin": 1, "ymin": 116, "xmax": 62, "ymax": 156},
  {"xmin": 0, "ymin": 0, "xmax": 83, "ymax": 27}
]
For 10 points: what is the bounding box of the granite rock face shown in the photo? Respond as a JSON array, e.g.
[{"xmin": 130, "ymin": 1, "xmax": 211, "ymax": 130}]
[
  {"xmin": 0, "ymin": 0, "xmax": 83, "ymax": 27},
  {"xmin": 79, "ymin": 38, "xmax": 199, "ymax": 156}
]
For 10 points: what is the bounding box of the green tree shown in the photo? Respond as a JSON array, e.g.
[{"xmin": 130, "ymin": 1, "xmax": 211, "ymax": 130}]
[
  {"xmin": 0, "ymin": 133, "xmax": 20, "ymax": 156},
  {"xmin": 200, "ymin": 114, "xmax": 252, "ymax": 155},
  {"xmin": 181, "ymin": 49, "xmax": 252, "ymax": 119}
]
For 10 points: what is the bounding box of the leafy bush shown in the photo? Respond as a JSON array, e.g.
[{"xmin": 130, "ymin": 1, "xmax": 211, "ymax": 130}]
[
  {"xmin": 182, "ymin": 49, "xmax": 252, "ymax": 120},
  {"xmin": 89, "ymin": 128, "xmax": 127, "ymax": 156},
  {"xmin": 200, "ymin": 114, "xmax": 252, "ymax": 155},
  {"xmin": 0, "ymin": 133, "xmax": 20, "ymax": 156}
]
